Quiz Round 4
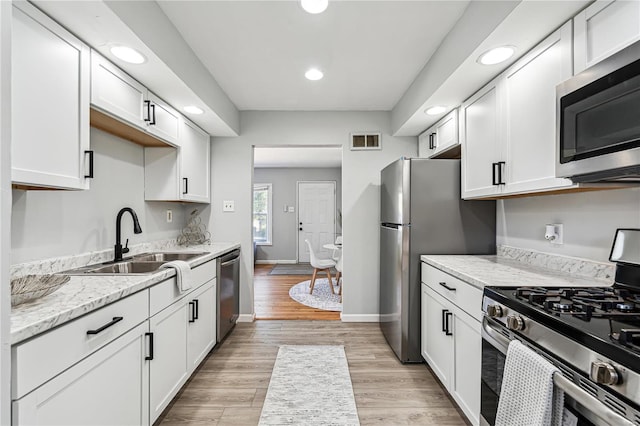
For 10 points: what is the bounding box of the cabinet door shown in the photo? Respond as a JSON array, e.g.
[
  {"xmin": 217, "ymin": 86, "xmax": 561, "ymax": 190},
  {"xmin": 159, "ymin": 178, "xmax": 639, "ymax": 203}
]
[
  {"xmin": 180, "ymin": 118, "xmax": 211, "ymax": 203},
  {"xmin": 574, "ymin": 0, "xmax": 640, "ymax": 73},
  {"xmin": 186, "ymin": 281, "xmax": 216, "ymax": 372},
  {"xmin": 12, "ymin": 322, "xmax": 149, "ymax": 426},
  {"xmin": 451, "ymin": 310, "xmax": 481, "ymax": 426},
  {"xmin": 432, "ymin": 109, "xmax": 459, "ymax": 157},
  {"xmin": 149, "ymin": 300, "xmax": 189, "ymax": 423},
  {"xmin": 461, "ymin": 80, "xmax": 503, "ymax": 199},
  {"xmin": 90, "ymin": 50, "xmax": 147, "ymax": 131},
  {"xmin": 423, "ymin": 287, "xmax": 453, "ymax": 389},
  {"xmin": 418, "ymin": 127, "xmax": 437, "ymax": 158},
  {"xmin": 503, "ymin": 22, "xmax": 575, "ymax": 195},
  {"xmin": 147, "ymin": 92, "xmax": 181, "ymax": 147},
  {"xmin": 11, "ymin": 2, "xmax": 90, "ymax": 190}
]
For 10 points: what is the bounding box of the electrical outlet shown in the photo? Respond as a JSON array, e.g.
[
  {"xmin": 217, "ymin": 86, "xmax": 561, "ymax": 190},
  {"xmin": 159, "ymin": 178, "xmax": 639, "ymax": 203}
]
[
  {"xmin": 223, "ymin": 200, "xmax": 235, "ymax": 212},
  {"xmin": 166, "ymin": 210, "xmax": 173, "ymax": 223},
  {"xmin": 545, "ymin": 223, "xmax": 563, "ymax": 245}
]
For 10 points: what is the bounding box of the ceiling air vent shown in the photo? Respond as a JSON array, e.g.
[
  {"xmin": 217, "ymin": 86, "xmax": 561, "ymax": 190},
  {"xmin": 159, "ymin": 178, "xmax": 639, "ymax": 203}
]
[{"xmin": 350, "ymin": 132, "xmax": 381, "ymax": 150}]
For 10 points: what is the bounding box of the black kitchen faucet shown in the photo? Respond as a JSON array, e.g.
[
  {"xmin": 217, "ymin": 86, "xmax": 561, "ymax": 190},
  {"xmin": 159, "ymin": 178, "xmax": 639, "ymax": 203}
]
[{"xmin": 114, "ymin": 207, "xmax": 142, "ymax": 262}]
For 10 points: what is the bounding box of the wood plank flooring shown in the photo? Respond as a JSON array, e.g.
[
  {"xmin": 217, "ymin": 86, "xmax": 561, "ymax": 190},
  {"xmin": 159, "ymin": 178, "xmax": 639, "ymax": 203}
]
[
  {"xmin": 254, "ymin": 264, "xmax": 341, "ymax": 320},
  {"xmin": 157, "ymin": 321, "xmax": 469, "ymax": 426}
]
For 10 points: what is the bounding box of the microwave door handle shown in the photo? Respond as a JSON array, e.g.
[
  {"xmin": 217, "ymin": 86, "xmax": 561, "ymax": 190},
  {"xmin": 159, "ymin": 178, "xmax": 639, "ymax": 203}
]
[{"xmin": 553, "ymin": 373, "xmax": 635, "ymax": 426}]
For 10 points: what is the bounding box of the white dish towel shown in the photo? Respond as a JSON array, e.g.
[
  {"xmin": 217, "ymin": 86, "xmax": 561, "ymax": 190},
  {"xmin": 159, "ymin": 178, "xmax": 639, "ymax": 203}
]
[
  {"xmin": 495, "ymin": 340, "xmax": 565, "ymax": 426},
  {"xmin": 161, "ymin": 260, "xmax": 192, "ymax": 293}
]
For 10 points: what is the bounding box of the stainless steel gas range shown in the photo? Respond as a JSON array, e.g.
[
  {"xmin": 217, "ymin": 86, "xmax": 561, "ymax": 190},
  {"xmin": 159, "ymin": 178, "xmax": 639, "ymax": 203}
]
[{"xmin": 480, "ymin": 230, "xmax": 640, "ymax": 426}]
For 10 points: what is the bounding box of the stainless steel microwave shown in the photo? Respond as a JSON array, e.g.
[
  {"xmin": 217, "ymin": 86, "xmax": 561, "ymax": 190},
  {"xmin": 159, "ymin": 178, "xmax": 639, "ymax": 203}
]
[{"xmin": 556, "ymin": 40, "xmax": 640, "ymax": 183}]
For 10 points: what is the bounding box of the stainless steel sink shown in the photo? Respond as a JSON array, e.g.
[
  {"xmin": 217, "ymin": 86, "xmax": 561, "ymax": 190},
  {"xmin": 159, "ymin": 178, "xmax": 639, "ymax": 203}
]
[
  {"xmin": 131, "ymin": 252, "xmax": 208, "ymax": 262},
  {"xmin": 86, "ymin": 261, "xmax": 166, "ymax": 274}
]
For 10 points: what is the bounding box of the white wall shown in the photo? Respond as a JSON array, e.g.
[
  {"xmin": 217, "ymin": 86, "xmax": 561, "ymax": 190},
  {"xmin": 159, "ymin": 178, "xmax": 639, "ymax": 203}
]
[
  {"xmin": 210, "ymin": 111, "xmax": 417, "ymax": 320},
  {"xmin": 254, "ymin": 167, "xmax": 342, "ymax": 262},
  {"xmin": 497, "ymin": 187, "xmax": 640, "ymax": 262},
  {"xmin": 11, "ymin": 128, "xmax": 187, "ymax": 264}
]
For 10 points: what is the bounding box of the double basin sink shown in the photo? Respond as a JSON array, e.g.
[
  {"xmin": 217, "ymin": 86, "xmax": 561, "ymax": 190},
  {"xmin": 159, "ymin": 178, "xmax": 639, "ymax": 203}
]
[{"xmin": 64, "ymin": 252, "xmax": 209, "ymax": 275}]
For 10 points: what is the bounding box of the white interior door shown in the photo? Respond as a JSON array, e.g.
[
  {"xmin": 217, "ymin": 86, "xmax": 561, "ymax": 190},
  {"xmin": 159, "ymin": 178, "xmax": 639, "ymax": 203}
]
[{"xmin": 298, "ymin": 182, "xmax": 336, "ymax": 263}]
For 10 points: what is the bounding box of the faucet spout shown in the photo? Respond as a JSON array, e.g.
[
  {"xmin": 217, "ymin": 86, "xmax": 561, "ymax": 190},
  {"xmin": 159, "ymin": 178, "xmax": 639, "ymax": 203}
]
[{"xmin": 114, "ymin": 207, "xmax": 142, "ymax": 262}]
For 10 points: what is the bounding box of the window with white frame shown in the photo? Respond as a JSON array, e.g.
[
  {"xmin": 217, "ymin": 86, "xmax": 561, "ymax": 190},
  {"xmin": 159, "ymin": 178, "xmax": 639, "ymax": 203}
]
[{"xmin": 253, "ymin": 183, "xmax": 272, "ymax": 245}]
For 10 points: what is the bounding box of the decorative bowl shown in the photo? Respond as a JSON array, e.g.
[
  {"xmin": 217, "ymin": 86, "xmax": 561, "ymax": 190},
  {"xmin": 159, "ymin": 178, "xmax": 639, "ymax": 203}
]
[{"xmin": 11, "ymin": 274, "xmax": 70, "ymax": 307}]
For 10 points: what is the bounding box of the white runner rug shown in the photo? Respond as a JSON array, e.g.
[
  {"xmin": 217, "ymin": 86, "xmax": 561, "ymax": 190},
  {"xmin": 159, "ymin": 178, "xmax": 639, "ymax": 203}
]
[{"xmin": 258, "ymin": 345, "xmax": 360, "ymax": 425}]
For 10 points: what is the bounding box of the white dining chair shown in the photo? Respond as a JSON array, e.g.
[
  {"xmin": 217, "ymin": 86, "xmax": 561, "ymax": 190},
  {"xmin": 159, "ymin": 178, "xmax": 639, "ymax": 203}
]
[{"xmin": 305, "ymin": 239, "xmax": 336, "ymax": 294}]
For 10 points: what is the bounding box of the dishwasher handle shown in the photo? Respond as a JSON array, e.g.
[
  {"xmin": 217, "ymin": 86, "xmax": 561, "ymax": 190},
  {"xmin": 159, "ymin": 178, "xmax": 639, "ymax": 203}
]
[{"xmin": 219, "ymin": 249, "xmax": 241, "ymax": 266}]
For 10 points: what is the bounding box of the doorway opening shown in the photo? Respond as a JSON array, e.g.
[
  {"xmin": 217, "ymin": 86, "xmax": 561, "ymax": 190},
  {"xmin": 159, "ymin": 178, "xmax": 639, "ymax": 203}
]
[{"xmin": 252, "ymin": 146, "xmax": 342, "ymax": 320}]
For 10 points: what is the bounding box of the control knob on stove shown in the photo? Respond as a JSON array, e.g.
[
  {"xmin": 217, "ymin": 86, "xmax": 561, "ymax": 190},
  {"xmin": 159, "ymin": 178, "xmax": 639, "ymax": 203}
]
[
  {"xmin": 505, "ymin": 315, "xmax": 525, "ymax": 331},
  {"xmin": 590, "ymin": 362, "xmax": 620, "ymax": 385},
  {"xmin": 487, "ymin": 305, "xmax": 504, "ymax": 318}
]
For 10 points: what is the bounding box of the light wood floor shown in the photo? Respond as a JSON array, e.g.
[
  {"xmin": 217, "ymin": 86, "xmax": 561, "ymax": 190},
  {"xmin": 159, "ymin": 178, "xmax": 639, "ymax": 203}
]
[
  {"xmin": 254, "ymin": 264, "xmax": 341, "ymax": 320},
  {"xmin": 157, "ymin": 321, "xmax": 468, "ymax": 426}
]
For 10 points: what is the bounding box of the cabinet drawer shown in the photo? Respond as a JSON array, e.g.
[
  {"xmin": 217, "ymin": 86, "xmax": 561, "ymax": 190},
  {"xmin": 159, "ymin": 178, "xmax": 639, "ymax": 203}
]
[
  {"xmin": 149, "ymin": 259, "xmax": 216, "ymax": 316},
  {"xmin": 421, "ymin": 262, "xmax": 482, "ymax": 321},
  {"xmin": 12, "ymin": 290, "xmax": 148, "ymax": 399}
]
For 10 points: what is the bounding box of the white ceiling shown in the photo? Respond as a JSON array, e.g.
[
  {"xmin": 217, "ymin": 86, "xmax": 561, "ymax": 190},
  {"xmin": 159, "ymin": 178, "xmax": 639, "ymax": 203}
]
[
  {"xmin": 254, "ymin": 147, "xmax": 342, "ymax": 168},
  {"xmin": 157, "ymin": 0, "xmax": 469, "ymax": 111}
]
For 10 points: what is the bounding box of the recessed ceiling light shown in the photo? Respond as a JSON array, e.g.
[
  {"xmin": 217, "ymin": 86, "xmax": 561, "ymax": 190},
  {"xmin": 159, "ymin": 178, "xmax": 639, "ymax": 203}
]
[
  {"xmin": 301, "ymin": 0, "xmax": 328, "ymax": 14},
  {"xmin": 477, "ymin": 46, "xmax": 515, "ymax": 65},
  {"xmin": 425, "ymin": 106, "xmax": 447, "ymax": 116},
  {"xmin": 183, "ymin": 105, "xmax": 204, "ymax": 115},
  {"xmin": 110, "ymin": 45, "xmax": 146, "ymax": 64},
  {"xmin": 305, "ymin": 68, "xmax": 324, "ymax": 81}
]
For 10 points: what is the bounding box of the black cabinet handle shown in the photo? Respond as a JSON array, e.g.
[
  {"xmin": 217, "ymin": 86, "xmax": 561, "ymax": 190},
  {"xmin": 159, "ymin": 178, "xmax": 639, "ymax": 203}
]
[
  {"xmin": 439, "ymin": 282, "xmax": 456, "ymax": 292},
  {"xmin": 445, "ymin": 312, "xmax": 453, "ymax": 336},
  {"xmin": 149, "ymin": 103, "xmax": 156, "ymax": 125},
  {"xmin": 145, "ymin": 332, "xmax": 154, "ymax": 360},
  {"xmin": 431, "ymin": 133, "xmax": 437, "ymax": 149},
  {"xmin": 183, "ymin": 177, "xmax": 188, "ymax": 194},
  {"xmin": 497, "ymin": 161, "xmax": 505, "ymax": 185},
  {"xmin": 193, "ymin": 299, "xmax": 199, "ymax": 320},
  {"xmin": 87, "ymin": 317, "xmax": 123, "ymax": 335},
  {"xmin": 492, "ymin": 162, "xmax": 499, "ymax": 185},
  {"xmin": 144, "ymin": 100, "xmax": 151, "ymax": 122},
  {"xmin": 442, "ymin": 309, "xmax": 448, "ymax": 333},
  {"xmin": 84, "ymin": 150, "xmax": 94, "ymax": 179},
  {"xmin": 189, "ymin": 301, "xmax": 195, "ymax": 323},
  {"xmin": 428, "ymin": 134, "xmax": 434, "ymax": 150}
]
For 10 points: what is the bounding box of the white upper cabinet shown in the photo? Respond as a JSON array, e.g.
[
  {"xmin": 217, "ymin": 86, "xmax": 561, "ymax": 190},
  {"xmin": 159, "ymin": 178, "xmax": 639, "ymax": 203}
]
[
  {"xmin": 461, "ymin": 80, "xmax": 504, "ymax": 199},
  {"xmin": 144, "ymin": 117, "xmax": 211, "ymax": 204},
  {"xmin": 503, "ymin": 22, "xmax": 575, "ymax": 194},
  {"xmin": 461, "ymin": 22, "xmax": 575, "ymax": 199},
  {"xmin": 574, "ymin": 0, "xmax": 640, "ymax": 74},
  {"xmin": 91, "ymin": 50, "xmax": 147, "ymax": 131},
  {"xmin": 418, "ymin": 109, "xmax": 459, "ymax": 159},
  {"xmin": 146, "ymin": 92, "xmax": 181, "ymax": 147},
  {"xmin": 12, "ymin": 1, "xmax": 91, "ymax": 190}
]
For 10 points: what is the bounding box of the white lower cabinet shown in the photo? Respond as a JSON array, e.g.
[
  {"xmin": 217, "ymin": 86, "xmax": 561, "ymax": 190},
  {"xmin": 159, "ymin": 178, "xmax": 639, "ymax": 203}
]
[
  {"xmin": 421, "ymin": 263, "xmax": 481, "ymax": 426},
  {"xmin": 187, "ymin": 281, "xmax": 217, "ymax": 371},
  {"xmin": 12, "ymin": 322, "xmax": 149, "ymax": 426},
  {"xmin": 149, "ymin": 297, "xmax": 189, "ymax": 423}
]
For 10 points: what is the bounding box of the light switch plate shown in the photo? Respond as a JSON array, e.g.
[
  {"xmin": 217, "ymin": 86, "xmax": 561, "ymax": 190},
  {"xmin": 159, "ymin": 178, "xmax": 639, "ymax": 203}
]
[{"xmin": 223, "ymin": 200, "xmax": 235, "ymax": 212}]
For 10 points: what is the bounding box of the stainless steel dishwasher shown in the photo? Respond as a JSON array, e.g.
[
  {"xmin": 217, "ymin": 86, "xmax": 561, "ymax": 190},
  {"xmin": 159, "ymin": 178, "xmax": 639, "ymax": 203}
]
[{"xmin": 217, "ymin": 249, "xmax": 240, "ymax": 342}]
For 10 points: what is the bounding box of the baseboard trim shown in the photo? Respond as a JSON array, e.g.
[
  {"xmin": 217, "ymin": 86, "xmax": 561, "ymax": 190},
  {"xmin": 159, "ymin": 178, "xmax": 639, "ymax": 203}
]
[
  {"xmin": 236, "ymin": 313, "xmax": 256, "ymax": 323},
  {"xmin": 255, "ymin": 260, "xmax": 297, "ymax": 265},
  {"xmin": 340, "ymin": 314, "xmax": 380, "ymax": 322}
]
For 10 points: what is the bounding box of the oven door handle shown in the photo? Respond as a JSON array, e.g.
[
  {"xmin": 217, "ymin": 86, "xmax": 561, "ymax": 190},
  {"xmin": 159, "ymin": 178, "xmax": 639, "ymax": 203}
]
[
  {"xmin": 553, "ymin": 373, "xmax": 635, "ymax": 426},
  {"xmin": 482, "ymin": 316, "xmax": 511, "ymax": 354}
]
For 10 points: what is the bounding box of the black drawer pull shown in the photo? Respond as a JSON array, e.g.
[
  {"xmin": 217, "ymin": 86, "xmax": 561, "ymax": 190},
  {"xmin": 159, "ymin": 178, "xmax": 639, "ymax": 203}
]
[
  {"xmin": 445, "ymin": 312, "xmax": 453, "ymax": 336},
  {"xmin": 87, "ymin": 317, "xmax": 123, "ymax": 335},
  {"xmin": 193, "ymin": 299, "xmax": 199, "ymax": 320},
  {"xmin": 439, "ymin": 282, "xmax": 456, "ymax": 292},
  {"xmin": 442, "ymin": 309, "xmax": 448, "ymax": 333},
  {"xmin": 84, "ymin": 150, "xmax": 94, "ymax": 179},
  {"xmin": 189, "ymin": 301, "xmax": 196, "ymax": 323},
  {"xmin": 145, "ymin": 332, "xmax": 154, "ymax": 360},
  {"xmin": 183, "ymin": 177, "xmax": 188, "ymax": 195}
]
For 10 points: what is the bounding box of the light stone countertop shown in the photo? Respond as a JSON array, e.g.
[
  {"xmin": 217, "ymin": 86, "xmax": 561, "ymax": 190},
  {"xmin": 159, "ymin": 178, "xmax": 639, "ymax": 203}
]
[
  {"xmin": 420, "ymin": 254, "xmax": 613, "ymax": 291},
  {"xmin": 11, "ymin": 242, "xmax": 240, "ymax": 345}
]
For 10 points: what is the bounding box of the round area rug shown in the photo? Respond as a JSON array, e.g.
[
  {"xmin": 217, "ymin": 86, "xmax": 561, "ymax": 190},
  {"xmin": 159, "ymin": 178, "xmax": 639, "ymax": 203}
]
[{"xmin": 289, "ymin": 278, "xmax": 342, "ymax": 312}]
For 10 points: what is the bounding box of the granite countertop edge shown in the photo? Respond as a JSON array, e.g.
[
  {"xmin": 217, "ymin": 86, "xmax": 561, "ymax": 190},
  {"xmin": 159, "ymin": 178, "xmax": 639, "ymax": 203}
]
[
  {"xmin": 420, "ymin": 254, "xmax": 613, "ymax": 291},
  {"xmin": 11, "ymin": 242, "xmax": 240, "ymax": 345}
]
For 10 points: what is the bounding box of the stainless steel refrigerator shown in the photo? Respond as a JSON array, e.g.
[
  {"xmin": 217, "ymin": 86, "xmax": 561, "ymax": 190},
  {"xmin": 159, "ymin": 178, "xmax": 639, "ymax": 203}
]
[{"xmin": 380, "ymin": 158, "xmax": 495, "ymax": 363}]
